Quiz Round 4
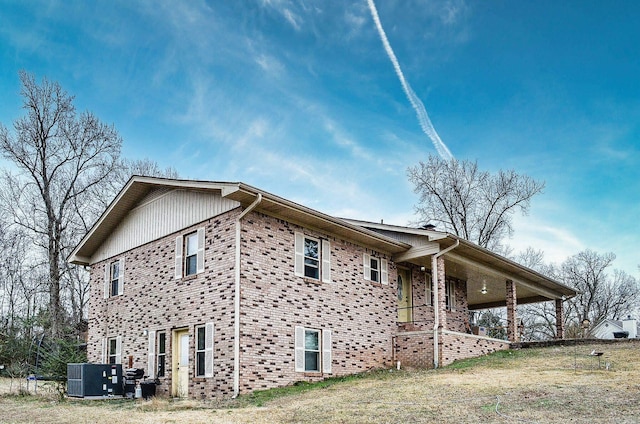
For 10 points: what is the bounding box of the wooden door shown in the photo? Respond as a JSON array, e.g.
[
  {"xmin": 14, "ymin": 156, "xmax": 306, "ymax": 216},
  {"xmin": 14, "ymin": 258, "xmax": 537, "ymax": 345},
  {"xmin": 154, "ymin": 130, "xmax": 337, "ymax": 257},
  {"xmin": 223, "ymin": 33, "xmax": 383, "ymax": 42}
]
[
  {"xmin": 172, "ymin": 330, "xmax": 189, "ymax": 398},
  {"xmin": 397, "ymin": 269, "xmax": 413, "ymax": 322}
]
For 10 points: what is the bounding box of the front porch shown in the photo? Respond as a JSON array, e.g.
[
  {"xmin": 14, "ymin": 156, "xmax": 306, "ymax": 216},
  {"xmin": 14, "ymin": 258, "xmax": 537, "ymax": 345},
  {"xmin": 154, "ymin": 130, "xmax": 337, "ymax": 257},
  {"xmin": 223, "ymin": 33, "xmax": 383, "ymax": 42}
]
[{"xmin": 389, "ymin": 230, "xmax": 576, "ymax": 369}]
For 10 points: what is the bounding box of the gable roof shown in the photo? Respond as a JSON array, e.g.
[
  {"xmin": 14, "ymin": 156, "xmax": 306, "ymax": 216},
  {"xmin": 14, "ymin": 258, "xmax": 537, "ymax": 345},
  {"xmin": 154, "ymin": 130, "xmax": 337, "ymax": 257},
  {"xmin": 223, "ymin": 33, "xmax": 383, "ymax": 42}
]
[
  {"xmin": 68, "ymin": 176, "xmax": 577, "ymax": 304},
  {"xmin": 346, "ymin": 219, "xmax": 577, "ymax": 302},
  {"xmin": 68, "ymin": 176, "xmax": 410, "ymax": 265}
]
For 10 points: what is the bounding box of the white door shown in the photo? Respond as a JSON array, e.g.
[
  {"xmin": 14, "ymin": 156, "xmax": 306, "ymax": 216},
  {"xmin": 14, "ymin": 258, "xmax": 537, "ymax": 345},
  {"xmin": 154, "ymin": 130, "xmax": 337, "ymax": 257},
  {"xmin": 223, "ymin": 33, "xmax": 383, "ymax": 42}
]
[{"xmin": 173, "ymin": 330, "xmax": 189, "ymax": 398}]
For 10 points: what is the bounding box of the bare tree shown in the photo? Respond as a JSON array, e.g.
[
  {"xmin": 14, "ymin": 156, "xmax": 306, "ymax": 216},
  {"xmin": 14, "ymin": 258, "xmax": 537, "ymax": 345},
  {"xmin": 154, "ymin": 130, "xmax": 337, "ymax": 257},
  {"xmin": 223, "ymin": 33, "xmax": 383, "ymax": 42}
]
[
  {"xmin": 516, "ymin": 248, "xmax": 640, "ymax": 339},
  {"xmin": 562, "ymin": 250, "xmax": 640, "ymax": 333},
  {"xmin": 408, "ymin": 155, "xmax": 545, "ymax": 251},
  {"xmin": 0, "ymin": 71, "xmax": 121, "ymax": 337}
]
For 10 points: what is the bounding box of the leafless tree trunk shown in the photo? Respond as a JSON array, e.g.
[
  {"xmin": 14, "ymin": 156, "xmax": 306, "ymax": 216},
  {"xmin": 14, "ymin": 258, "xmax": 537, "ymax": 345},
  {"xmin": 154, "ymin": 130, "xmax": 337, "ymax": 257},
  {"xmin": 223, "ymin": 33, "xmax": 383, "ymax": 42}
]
[
  {"xmin": 0, "ymin": 71, "xmax": 121, "ymax": 337},
  {"xmin": 408, "ymin": 155, "xmax": 544, "ymax": 251}
]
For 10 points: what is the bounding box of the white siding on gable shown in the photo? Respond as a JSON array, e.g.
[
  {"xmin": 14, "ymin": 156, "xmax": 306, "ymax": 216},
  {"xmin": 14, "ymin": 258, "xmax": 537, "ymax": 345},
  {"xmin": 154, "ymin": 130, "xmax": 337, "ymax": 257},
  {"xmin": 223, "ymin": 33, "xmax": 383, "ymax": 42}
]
[
  {"xmin": 370, "ymin": 229, "xmax": 437, "ymax": 247},
  {"xmin": 92, "ymin": 189, "xmax": 239, "ymax": 264}
]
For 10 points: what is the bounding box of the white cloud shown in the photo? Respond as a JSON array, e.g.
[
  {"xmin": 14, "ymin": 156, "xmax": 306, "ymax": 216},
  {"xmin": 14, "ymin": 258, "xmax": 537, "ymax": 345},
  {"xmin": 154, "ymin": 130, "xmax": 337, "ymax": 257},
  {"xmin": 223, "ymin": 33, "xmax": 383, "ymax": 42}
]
[
  {"xmin": 509, "ymin": 213, "xmax": 585, "ymax": 266},
  {"xmin": 282, "ymin": 8, "xmax": 302, "ymax": 31},
  {"xmin": 255, "ymin": 54, "xmax": 285, "ymax": 77}
]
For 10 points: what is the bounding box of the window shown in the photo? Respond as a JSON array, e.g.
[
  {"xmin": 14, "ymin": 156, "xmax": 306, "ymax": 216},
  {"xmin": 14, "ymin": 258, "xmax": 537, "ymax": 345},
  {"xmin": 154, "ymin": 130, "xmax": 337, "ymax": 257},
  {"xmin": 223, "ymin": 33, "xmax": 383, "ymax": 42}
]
[
  {"xmin": 426, "ymin": 273, "xmax": 433, "ymax": 306},
  {"xmin": 195, "ymin": 323, "xmax": 214, "ymax": 378},
  {"xmin": 295, "ymin": 326, "xmax": 332, "ymax": 374},
  {"xmin": 304, "ymin": 238, "xmax": 319, "ymax": 279},
  {"xmin": 110, "ymin": 261, "xmax": 119, "ymax": 296},
  {"xmin": 157, "ymin": 332, "xmax": 166, "ymax": 377},
  {"xmin": 363, "ymin": 253, "xmax": 388, "ymax": 284},
  {"xmin": 446, "ymin": 279, "xmax": 456, "ymax": 310},
  {"xmin": 294, "ymin": 233, "xmax": 331, "ymax": 283},
  {"xmin": 303, "ymin": 329, "xmax": 320, "ymax": 371},
  {"xmin": 185, "ymin": 233, "xmax": 198, "ymax": 276},
  {"xmin": 103, "ymin": 258, "xmax": 124, "ymax": 298},
  {"xmin": 106, "ymin": 336, "xmax": 121, "ymax": 364},
  {"xmin": 175, "ymin": 228, "xmax": 205, "ymax": 279}
]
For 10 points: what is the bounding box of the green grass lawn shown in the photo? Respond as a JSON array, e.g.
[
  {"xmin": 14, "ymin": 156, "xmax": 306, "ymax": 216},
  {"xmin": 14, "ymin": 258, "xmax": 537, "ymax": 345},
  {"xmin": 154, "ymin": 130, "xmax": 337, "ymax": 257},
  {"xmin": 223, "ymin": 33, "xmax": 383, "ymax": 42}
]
[{"xmin": 2, "ymin": 340, "xmax": 639, "ymax": 423}]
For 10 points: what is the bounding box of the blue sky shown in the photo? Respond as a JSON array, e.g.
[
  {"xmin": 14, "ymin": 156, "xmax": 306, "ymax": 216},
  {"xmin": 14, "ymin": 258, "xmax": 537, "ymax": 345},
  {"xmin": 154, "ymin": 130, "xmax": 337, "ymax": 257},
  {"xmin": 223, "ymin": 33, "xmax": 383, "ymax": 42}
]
[{"xmin": 1, "ymin": 0, "xmax": 638, "ymax": 276}]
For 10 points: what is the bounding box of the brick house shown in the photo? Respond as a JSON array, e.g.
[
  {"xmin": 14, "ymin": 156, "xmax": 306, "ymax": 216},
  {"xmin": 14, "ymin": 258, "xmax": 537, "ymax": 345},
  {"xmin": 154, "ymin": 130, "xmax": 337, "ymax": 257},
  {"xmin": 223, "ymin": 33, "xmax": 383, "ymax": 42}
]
[{"xmin": 69, "ymin": 176, "xmax": 576, "ymax": 399}]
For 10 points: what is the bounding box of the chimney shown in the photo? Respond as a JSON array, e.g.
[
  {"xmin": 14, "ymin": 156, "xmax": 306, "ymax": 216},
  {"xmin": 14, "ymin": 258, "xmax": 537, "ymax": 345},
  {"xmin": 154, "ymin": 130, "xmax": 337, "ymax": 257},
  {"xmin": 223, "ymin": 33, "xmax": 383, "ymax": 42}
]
[{"xmin": 622, "ymin": 316, "xmax": 637, "ymax": 338}]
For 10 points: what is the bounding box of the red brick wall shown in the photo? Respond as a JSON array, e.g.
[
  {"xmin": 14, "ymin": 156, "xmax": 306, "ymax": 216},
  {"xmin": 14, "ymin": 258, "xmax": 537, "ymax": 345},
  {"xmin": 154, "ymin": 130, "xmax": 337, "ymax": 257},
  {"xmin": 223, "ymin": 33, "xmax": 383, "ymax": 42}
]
[
  {"xmin": 440, "ymin": 331, "xmax": 510, "ymax": 366},
  {"xmin": 395, "ymin": 330, "xmax": 510, "ymax": 369},
  {"xmin": 238, "ymin": 212, "xmax": 397, "ymax": 392},
  {"xmin": 88, "ymin": 208, "xmax": 398, "ymax": 398},
  {"xmin": 87, "ymin": 209, "xmax": 240, "ymax": 398},
  {"xmin": 395, "ymin": 331, "xmax": 435, "ymax": 369}
]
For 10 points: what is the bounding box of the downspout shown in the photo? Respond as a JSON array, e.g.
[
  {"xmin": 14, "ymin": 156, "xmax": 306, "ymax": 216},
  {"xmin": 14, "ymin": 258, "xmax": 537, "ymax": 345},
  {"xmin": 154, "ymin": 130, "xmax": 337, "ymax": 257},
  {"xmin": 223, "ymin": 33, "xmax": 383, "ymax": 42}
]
[
  {"xmin": 233, "ymin": 193, "xmax": 262, "ymax": 398},
  {"xmin": 432, "ymin": 239, "xmax": 459, "ymax": 369}
]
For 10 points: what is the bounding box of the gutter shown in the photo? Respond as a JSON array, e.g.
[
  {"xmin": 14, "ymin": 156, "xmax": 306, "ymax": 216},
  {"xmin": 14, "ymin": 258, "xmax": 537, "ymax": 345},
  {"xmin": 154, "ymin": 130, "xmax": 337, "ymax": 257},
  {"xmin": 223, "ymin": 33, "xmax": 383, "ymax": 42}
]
[
  {"xmin": 233, "ymin": 193, "xmax": 262, "ymax": 398},
  {"xmin": 432, "ymin": 239, "xmax": 459, "ymax": 369}
]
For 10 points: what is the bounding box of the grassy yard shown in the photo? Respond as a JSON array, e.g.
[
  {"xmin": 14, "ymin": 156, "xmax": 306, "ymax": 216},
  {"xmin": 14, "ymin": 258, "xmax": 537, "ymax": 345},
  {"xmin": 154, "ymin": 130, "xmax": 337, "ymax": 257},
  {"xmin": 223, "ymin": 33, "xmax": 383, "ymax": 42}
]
[{"xmin": 1, "ymin": 341, "xmax": 640, "ymax": 423}]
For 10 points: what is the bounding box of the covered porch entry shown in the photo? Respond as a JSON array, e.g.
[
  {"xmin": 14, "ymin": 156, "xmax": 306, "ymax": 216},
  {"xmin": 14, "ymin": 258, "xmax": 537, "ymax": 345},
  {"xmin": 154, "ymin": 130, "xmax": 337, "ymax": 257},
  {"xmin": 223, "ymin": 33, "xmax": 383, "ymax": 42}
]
[{"xmin": 391, "ymin": 231, "xmax": 577, "ymax": 368}]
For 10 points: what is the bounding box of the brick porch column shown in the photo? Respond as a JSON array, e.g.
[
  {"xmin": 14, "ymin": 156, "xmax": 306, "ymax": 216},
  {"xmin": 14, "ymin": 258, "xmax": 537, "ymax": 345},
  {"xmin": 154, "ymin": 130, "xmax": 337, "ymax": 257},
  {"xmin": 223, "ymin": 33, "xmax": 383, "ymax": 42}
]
[
  {"xmin": 437, "ymin": 255, "xmax": 447, "ymax": 330},
  {"xmin": 506, "ymin": 279, "xmax": 518, "ymax": 342},
  {"xmin": 555, "ymin": 298, "xmax": 564, "ymax": 339}
]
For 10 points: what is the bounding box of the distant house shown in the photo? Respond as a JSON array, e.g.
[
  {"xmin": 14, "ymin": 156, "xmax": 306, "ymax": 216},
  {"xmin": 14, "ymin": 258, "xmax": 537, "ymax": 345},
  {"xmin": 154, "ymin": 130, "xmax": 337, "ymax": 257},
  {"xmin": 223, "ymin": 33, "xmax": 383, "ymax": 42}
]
[
  {"xmin": 68, "ymin": 176, "xmax": 576, "ymax": 399},
  {"xmin": 592, "ymin": 316, "xmax": 640, "ymax": 339}
]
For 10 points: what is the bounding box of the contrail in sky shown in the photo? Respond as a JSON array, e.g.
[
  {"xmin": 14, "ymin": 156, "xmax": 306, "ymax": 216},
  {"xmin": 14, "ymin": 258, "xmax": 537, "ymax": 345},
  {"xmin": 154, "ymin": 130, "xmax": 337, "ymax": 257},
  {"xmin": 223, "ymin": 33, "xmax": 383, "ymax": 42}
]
[{"xmin": 366, "ymin": 0, "xmax": 454, "ymax": 161}]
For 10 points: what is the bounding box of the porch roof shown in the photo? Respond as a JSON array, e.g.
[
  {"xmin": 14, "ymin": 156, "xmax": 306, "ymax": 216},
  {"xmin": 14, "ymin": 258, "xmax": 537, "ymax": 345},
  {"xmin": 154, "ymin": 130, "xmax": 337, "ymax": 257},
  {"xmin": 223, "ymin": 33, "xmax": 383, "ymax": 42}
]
[{"xmin": 345, "ymin": 220, "xmax": 577, "ymax": 308}]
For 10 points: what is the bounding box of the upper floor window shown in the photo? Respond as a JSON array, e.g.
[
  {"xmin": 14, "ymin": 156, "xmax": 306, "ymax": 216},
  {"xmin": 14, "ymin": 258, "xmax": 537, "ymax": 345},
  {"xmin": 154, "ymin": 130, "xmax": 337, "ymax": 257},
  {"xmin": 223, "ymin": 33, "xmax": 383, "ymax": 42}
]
[
  {"xmin": 103, "ymin": 258, "xmax": 124, "ymax": 298},
  {"xmin": 363, "ymin": 253, "xmax": 388, "ymax": 284},
  {"xmin": 175, "ymin": 228, "xmax": 205, "ymax": 279},
  {"xmin": 110, "ymin": 261, "xmax": 120, "ymax": 296},
  {"xmin": 185, "ymin": 232, "xmax": 198, "ymax": 276},
  {"xmin": 294, "ymin": 232, "xmax": 331, "ymax": 283}
]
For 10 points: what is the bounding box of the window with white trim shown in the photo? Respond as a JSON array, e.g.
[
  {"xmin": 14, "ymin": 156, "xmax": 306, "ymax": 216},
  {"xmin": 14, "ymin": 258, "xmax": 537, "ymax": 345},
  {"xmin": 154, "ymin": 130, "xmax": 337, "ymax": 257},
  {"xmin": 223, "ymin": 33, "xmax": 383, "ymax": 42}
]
[
  {"xmin": 106, "ymin": 336, "xmax": 121, "ymax": 364},
  {"xmin": 195, "ymin": 323, "xmax": 214, "ymax": 378},
  {"xmin": 295, "ymin": 326, "xmax": 332, "ymax": 374},
  {"xmin": 157, "ymin": 332, "xmax": 166, "ymax": 377},
  {"xmin": 445, "ymin": 279, "xmax": 456, "ymax": 310},
  {"xmin": 175, "ymin": 228, "xmax": 205, "ymax": 279},
  {"xmin": 110, "ymin": 261, "xmax": 119, "ymax": 296},
  {"xmin": 294, "ymin": 233, "xmax": 331, "ymax": 283},
  {"xmin": 103, "ymin": 258, "xmax": 124, "ymax": 298},
  {"xmin": 363, "ymin": 253, "xmax": 388, "ymax": 284}
]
